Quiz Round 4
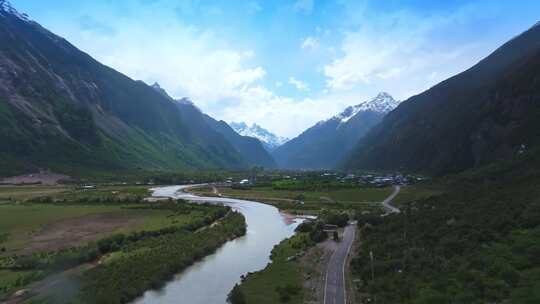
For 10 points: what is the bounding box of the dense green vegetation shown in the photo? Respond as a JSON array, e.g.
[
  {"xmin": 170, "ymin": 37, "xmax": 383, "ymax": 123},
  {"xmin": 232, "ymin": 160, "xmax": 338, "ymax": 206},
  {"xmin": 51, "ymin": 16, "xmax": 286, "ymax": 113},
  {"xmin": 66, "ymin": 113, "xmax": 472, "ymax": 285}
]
[
  {"xmin": 344, "ymin": 22, "xmax": 540, "ymax": 176},
  {"xmin": 0, "ymin": 185, "xmax": 247, "ymax": 303},
  {"xmin": 79, "ymin": 211, "xmax": 245, "ymax": 304},
  {"xmin": 0, "ymin": 9, "xmax": 263, "ymax": 177},
  {"xmin": 230, "ymin": 216, "xmax": 334, "ymax": 304},
  {"xmin": 231, "ymin": 232, "xmax": 313, "ymax": 304},
  {"xmin": 352, "ymin": 150, "xmax": 540, "ymax": 303}
]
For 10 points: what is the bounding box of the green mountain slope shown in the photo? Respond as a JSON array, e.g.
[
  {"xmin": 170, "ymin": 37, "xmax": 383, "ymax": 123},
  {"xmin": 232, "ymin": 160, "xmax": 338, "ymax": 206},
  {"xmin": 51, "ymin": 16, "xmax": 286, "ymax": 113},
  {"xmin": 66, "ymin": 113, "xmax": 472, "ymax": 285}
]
[
  {"xmin": 203, "ymin": 116, "xmax": 277, "ymax": 169},
  {"xmin": 151, "ymin": 83, "xmax": 276, "ymax": 169},
  {"xmin": 343, "ymin": 23, "xmax": 540, "ymax": 175},
  {"xmin": 353, "ymin": 147, "xmax": 540, "ymax": 303},
  {"xmin": 0, "ymin": 5, "xmax": 245, "ymax": 176}
]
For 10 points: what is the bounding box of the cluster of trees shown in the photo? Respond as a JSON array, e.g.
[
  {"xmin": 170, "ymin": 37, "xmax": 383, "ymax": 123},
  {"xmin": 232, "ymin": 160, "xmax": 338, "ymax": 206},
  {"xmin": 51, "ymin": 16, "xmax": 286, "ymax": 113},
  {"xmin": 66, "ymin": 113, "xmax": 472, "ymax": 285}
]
[
  {"xmin": 320, "ymin": 210, "xmax": 349, "ymax": 227},
  {"xmin": 295, "ymin": 221, "xmax": 327, "ymax": 243},
  {"xmin": 0, "ymin": 201, "xmax": 233, "ymax": 301},
  {"xmin": 351, "ymin": 152, "xmax": 540, "ymax": 303},
  {"xmin": 80, "ymin": 212, "xmax": 246, "ymax": 303}
]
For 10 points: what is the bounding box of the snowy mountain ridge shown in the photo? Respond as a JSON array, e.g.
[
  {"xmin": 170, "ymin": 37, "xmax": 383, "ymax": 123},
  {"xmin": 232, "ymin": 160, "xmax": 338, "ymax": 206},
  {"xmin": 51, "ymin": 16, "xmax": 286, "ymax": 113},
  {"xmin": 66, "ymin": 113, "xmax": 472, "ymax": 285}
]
[
  {"xmin": 230, "ymin": 122, "xmax": 289, "ymax": 151},
  {"xmin": 332, "ymin": 92, "xmax": 399, "ymax": 124}
]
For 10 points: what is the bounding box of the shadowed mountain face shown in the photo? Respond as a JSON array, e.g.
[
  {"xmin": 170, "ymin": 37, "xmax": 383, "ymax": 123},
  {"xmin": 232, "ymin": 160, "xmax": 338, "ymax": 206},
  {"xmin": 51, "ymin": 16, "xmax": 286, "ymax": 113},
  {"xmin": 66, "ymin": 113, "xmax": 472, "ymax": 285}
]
[
  {"xmin": 204, "ymin": 118, "xmax": 277, "ymax": 169},
  {"xmin": 0, "ymin": 5, "xmax": 247, "ymax": 176},
  {"xmin": 152, "ymin": 83, "xmax": 276, "ymax": 169},
  {"xmin": 272, "ymin": 93, "xmax": 399, "ymax": 170},
  {"xmin": 343, "ymin": 23, "xmax": 540, "ymax": 175}
]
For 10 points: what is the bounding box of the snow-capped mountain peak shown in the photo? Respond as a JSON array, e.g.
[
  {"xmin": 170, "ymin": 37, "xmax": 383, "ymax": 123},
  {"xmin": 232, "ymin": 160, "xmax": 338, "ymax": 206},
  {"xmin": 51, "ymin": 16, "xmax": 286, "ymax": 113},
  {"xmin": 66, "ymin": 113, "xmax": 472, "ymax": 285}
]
[
  {"xmin": 0, "ymin": 0, "xmax": 31, "ymax": 22},
  {"xmin": 334, "ymin": 92, "xmax": 399, "ymax": 123},
  {"xmin": 230, "ymin": 122, "xmax": 288, "ymax": 151}
]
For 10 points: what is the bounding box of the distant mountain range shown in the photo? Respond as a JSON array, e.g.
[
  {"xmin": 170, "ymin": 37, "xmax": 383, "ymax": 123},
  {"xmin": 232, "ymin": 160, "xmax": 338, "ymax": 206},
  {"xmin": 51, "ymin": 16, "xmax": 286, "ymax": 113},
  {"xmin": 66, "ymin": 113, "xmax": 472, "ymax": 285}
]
[
  {"xmin": 272, "ymin": 92, "xmax": 400, "ymax": 169},
  {"xmin": 0, "ymin": 3, "xmax": 273, "ymax": 176},
  {"xmin": 343, "ymin": 22, "xmax": 540, "ymax": 175},
  {"xmin": 151, "ymin": 84, "xmax": 276, "ymax": 169},
  {"xmin": 229, "ymin": 122, "xmax": 289, "ymax": 152}
]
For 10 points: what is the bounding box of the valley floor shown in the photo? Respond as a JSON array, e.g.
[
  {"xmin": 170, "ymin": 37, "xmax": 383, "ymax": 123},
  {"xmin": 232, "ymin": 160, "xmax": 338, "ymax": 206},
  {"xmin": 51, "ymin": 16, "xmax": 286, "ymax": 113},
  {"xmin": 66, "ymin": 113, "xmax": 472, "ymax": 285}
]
[
  {"xmin": 0, "ymin": 184, "xmax": 246, "ymax": 304},
  {"xmin": 199, "ymin": 182, "xmax": 416, "ymax": 304}
]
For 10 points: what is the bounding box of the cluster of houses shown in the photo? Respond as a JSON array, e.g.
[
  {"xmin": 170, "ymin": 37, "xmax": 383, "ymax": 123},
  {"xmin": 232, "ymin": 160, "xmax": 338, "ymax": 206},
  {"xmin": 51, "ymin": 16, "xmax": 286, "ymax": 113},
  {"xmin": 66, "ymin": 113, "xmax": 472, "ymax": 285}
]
[
  {"xmin": 224, "ymin": 171, "xmax": 427, "ymax": 188},
  {"xmin": 356, "ymin": 173, "xmax": 425, "ymax": 187},
  {"xmin": 337, "ymin": 172, "xmax": 426, "ymax": 187}
]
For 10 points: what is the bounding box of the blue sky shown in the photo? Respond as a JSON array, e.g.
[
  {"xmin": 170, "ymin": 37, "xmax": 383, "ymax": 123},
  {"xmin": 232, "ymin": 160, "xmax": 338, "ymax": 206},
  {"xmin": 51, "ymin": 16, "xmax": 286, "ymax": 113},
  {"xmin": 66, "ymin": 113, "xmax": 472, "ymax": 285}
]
[{"xmin": 10, "ymin": 0, "xmax": 540, "ymax": 137}]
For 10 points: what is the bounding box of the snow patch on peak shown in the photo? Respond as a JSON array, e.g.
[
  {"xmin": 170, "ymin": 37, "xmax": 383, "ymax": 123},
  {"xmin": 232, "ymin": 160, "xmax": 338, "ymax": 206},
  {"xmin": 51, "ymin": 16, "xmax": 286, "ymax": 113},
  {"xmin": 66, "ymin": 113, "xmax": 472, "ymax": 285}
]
[
  {"xmin": 230, "ymin": 122, "xmax": 289, "ymax": 150},
  {"xmin": 0, "ymin": 0, "xmax": 31, "ymax": 22},
  {"xmin": 334, "ymin": 92, "xmax": 399, "ymax": 123}
]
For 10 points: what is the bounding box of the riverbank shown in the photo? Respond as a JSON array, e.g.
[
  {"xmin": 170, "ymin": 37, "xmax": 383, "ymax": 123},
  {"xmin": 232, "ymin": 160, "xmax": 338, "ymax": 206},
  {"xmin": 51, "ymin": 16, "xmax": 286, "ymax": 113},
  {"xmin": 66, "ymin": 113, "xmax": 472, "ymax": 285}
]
[
  {"xmin": 0, "ymin": 185, "xmax": 247, "ymax": 304},
  {"xmin": 81, "ymin": 211, "xmax": 246, "ymax": 304},
  {"xmin": 134, "ymin": 185, "xmax": 305, "ymax": 304},
  {"xmin": 189, "ymin": 184, "xmax": 389, "ymax": 215}
]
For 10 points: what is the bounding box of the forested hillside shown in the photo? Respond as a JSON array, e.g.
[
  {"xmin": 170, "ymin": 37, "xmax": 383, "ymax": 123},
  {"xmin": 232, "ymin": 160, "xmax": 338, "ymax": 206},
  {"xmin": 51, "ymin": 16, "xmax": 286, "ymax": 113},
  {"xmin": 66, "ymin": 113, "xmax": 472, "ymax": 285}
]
[
  {"xmin": 344, "ymin": 23, "xmax": 540, "ymax": 175},
  {"xmin": 353, "ymin": 147, "xmax": 540, "ymax": 303},
  {"xmin": 0, "ymin": 5, "xmax": 247, "ymax": 176}
]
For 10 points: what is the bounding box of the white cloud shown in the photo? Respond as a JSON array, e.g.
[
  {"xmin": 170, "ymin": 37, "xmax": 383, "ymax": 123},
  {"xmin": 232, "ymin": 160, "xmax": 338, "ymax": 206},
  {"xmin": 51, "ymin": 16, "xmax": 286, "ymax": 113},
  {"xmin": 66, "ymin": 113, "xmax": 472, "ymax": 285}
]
[
  {"xmin": 324, "ymin": 13, "xmax": 433, "ymax": 90},
  {"xmin": 301, "ymin": 36, "xmax": 319, "ymax": 50},
  {"xmin": 51, "ymin": 3, "xmax": 270, "ymax": 113},
  {"xmin": 218, "ymin": 87, "xmax": 353, "ymax": 137},
  {"xmin": 293, "ymin": 0, "xmax": 314, "ymax": 13},
  {"xmin": 288, "ymin": 77, "xmax": 310, "ymax": 91},
  {"xmin": 322, "ymin": 5, "xmax": 496, "ymax": 100},
  {"xmin": 37, "ymin": 0, "xmax": 509, "ymax": 138}
]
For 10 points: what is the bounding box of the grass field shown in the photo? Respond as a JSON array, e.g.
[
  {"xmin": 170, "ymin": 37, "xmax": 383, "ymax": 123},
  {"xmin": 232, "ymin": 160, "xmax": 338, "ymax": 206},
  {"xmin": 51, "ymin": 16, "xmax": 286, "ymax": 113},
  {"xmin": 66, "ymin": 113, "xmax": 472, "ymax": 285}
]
[
  {"xmin": 57, "ymin": 185, "xmax": 151, "ymax": 201},
  {"xmin": 192, "ymin": 186, "xmax": 392, "ymax": 214},
  {"xmin": 217, "ymin": 186, "xmax": 391, "ymax": 203},
  {"xmin": 0, "ymin": 203, "xmax": 206, "ymax": 256},
  {"xmin": 0, "ymin": 184, "xmax": 151, "ymax": 202},
  {"xmin": 0, "ymin": 184, "xmax": 238, "ymax": 301},
  {"xmin": 0, "ymin": 185, "xmax": 70, "ymax": 201}
]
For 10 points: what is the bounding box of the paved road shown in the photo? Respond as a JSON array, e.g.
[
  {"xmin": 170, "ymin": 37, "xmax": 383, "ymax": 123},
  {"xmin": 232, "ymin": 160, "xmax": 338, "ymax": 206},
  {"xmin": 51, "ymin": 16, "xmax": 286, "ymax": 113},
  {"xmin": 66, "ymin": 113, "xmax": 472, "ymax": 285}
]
[
  {"xmin": 381, "ymin": 185, "xmax": 401, "ymax": 214},
  {"xmin": 324, "ymin": 224, "xmax": 356, "ymax": 304},
  {"xmin": 323, "ymin": 186, "xmax": 402, "ymax": 304}
]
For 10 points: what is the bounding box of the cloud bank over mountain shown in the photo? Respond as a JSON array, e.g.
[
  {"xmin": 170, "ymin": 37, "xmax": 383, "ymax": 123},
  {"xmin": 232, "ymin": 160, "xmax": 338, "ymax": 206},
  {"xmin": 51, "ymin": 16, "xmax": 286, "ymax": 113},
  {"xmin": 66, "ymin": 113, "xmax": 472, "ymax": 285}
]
[{"xmin": 11, "ymin": 0, "xmax": 539, "ymax": 137}]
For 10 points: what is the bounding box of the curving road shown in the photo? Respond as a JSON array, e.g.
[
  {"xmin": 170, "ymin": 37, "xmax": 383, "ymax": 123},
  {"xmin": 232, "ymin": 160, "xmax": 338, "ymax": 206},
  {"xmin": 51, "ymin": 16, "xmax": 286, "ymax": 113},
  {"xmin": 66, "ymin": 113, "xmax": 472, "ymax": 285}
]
[
  {"xmin": 323, "ymin": 185, "xmax": 401, "ymax": 304},
  {"xmin": 381, "ymin": 185, "xmax": 401, "ymax": 214}
]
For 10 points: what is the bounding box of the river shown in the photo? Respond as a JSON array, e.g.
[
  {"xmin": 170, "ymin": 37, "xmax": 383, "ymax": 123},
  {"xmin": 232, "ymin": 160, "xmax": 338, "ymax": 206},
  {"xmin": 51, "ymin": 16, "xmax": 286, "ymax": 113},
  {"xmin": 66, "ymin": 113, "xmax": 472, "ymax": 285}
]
[{"xmin": 133, "ymin": 185, "xmax": 305, "ymax": 304}]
